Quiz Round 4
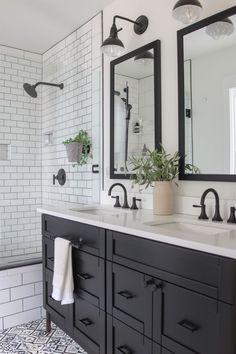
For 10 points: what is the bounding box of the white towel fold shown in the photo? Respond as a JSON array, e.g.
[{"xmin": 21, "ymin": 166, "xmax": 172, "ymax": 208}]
[{"xmin": 52, "ymin": 237, "xmax": 74, "ymax": 305}]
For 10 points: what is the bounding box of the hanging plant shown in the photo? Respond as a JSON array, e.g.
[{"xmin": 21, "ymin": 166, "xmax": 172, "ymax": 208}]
[{"xmin": 63, "ymin": 130, "xmax": 92, "ymax": 166}]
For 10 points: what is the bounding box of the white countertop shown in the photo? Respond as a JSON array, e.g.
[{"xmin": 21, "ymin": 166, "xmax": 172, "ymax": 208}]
[{"xmin": 37, "ymin": 205, "xmax": 236, "ymax": 259}]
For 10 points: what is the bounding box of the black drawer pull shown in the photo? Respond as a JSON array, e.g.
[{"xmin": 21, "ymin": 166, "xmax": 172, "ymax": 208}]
[
  {"xmin": 77, "ymin": 273, "xmax": 92, "ymax": 280},
  {"xmin": 117, "ymin": 345, "xmax": 133, "ymax": 354},
  {"xmin": 118, "ymin": 291, "xmax": 135, "ymax": 299},
  {"xmin": 48, "ymin": 257, "xmax": 54, "ymax": 261},
  {"xmin": 178, "ymin": 320, "xmax": 200, "ymax": 333},
  {"xmin": 79, "ymin": 318, "xmax": 93, "ymax": 326}
]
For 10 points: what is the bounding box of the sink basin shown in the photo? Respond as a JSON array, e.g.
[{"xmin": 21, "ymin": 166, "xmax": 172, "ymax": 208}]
[
  {"xmin": 144, "ymin": 221, "xmax": 229, "ymax": 236},
  {"xmin": 70, "ymin": 208, "xmax": 120, "ymax": 217}
]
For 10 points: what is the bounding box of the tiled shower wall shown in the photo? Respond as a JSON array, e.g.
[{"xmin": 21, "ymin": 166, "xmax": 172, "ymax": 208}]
[
  {"xmin": 42, "ymin": 13, "xmax": 102, "ymax": 207},
  {"xmin": 0, "ymin": 46, "xmax": 42, "ymax": 264}
]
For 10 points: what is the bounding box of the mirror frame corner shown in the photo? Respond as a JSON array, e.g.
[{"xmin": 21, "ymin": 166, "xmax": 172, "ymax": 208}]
[{"xmin": 110, "ymin": 39, "xmax": 162, "ymax": 179}]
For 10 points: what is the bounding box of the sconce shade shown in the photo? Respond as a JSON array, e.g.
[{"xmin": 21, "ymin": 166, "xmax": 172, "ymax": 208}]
[
  {"xmin": 101, "ymin": 23, "xmax": 125, "ymax": 58},
  {"xmin": 206, "ymin": 18, "xmax": 234, "ymax": 40},
  {"xmin": 134, "ymin": 50, "xmax": 154, "ymax": 65},
  {"xmin": 172, "ymin": 0, "xmax": 203, "ymax": 24}
]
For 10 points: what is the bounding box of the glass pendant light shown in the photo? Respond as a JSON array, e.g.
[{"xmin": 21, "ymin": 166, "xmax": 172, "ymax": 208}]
[
  {"xmin": 172, "ymin": 0, "xmax": 203, "ymax": 25},
  {"xmin": 206, "ymin": 18, "xmax": 234, "ymax": 40},
  {"xmin": 134, "ymin": 51, "xmax": 154, "ymax": 65}
]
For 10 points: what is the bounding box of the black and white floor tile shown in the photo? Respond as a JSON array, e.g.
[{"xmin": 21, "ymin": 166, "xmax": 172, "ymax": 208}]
[{"xmin": 0, "ymin": 319, "xmax": 87, "ymax": 354}]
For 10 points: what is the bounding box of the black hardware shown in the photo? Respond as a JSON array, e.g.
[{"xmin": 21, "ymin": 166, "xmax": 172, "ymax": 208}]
[
  {"xmin": 152, "ymin": 282, "xmax": 163, "ymax": 291},
  {"xmin": 193, "ymin": 204, "xmax": 208, "ymax": 220},
  {"xmin": 196, "ymin": 188, "xmax": 223, "ymax": 222},
  {"xmin": 143, "ymin": 279, "xmax": 155, "ymax": 288},
  {"xmin": 48, "ymin": 257, "xmax": 54, "ymax": 262},
  {"xmin": 117, "ymin": 345, "xmax": 133, "ymax": 354},
  {"xmin": 186, "ymin": 108, "xmax": 191, "ymax": 118},
  {"xmin": 118, "ymin": 290, "xmax": 135, "ymax": 299},
  {"xmin": 77, "ymin": 273, "xmax": 92, "ymax": 280},
  {"xmin": 92, "ymin": 164, "xmax": 99, "ymax": 174},
  {"xmin": 178, "ymin": 319, "xmax": 200, "ymax": 333},
  {"xmin": 130, "ymin": 197, "xmax": 142, "ymax": 210},
  {"xmin": 227, "ymin": 207, "xmax": 236, "ymax": 224},
  {"xmin": 53, "ymin": 169, "xmax": 66, "ymax": 186},
  {"xmin": 111, "ymin": 196, "xmax": 121, "ymax": 208},
  {"xmin": 108, "ymin": 183, "xmax": 130, "ymax": 208},
  {"xmin": 110, "ymin": 40, "xmax": 162, "ymax": 179},
  {"xmin": 57, "ymin": 236, "xmax": 83, "ymax": 249},
  {"xmin": 79, "ymin": 318, "xmax": 93, "ymax": 327},
  {"xmin": 23, "ymin": 81, "xmax": 63, "ymax": 98}
]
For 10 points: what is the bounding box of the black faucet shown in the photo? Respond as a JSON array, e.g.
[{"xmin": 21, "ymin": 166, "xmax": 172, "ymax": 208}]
[
  {"xmin": 193, "ymin": 188, "xmax": 223, "ymax": 222},
  {"xmin": 108, "ymin": 183, "xmax": 129, "ymax": 209}
]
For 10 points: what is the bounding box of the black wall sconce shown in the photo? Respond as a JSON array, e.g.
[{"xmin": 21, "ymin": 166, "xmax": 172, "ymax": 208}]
[{"xmin": 101, "ymin": 15, "xmax": 149, "ymax": 58}]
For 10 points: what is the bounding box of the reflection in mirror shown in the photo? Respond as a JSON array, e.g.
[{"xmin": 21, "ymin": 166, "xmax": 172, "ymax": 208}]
[
  {"xmin": 178, "ymin": 7, "xmax": 236, "ymax": 180},
  {"xmin": 110, "ymin": 41, "xmax": 161, "ymax": 179}
]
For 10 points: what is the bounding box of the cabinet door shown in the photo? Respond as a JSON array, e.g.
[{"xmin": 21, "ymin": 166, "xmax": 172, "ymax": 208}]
[
  {"xmin": 153, "ymin": 281, "xmax": 219, "ymax": 354},
  {"xmin": 73, "ymin": 250, "xmax": 105, "ymax": 309},
  {"xmin": 43, "ymin": 269, "xmax": 72, "ymax": 331},
  {"xmin": 73, "ymin": 296, "xmax": 105, "ymax": 354},
  {"xmin": 107, "ymin": 316, "xmax": 154, "ymax": 354},
  {"xmin": 107, "ymin": 261, "xmax": 154, "ymax": 339}
]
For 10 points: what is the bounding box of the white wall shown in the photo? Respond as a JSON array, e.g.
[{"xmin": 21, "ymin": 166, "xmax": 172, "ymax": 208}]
[
  {"xmin": 102, "ymin": 0, "xmax": 236, "ymax": 214},
  {"xmin": 42, "ymin": 13, "xmax": 102, "ymax": 208}
]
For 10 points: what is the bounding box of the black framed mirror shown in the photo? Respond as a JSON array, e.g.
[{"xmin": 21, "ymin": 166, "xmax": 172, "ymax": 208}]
[
  {"xmin": 178, "ymin": 6, "xmax": 236, "ymax": 182},
  {"xmin": 110, "ymin": 40, "xmax": 162, "ymax": 179}
]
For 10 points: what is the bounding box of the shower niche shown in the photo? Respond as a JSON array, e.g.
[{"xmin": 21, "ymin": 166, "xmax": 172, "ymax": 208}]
[{"xmin": 110, "ymin": 40, "xmax": 162, "ymax": 179}]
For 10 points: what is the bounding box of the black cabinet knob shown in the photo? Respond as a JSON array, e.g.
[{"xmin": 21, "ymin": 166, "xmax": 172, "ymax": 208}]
[
  {"xmin": 143, "ymin": 279, "xmax": 154, "ymax": 288},
  {"xmin": 117, "ymin": 345, "xmax": 133, "ymax": 354},
  {"xmin": 117, "ymin": 290, "xmax": 135, "ymax": 300},
  {"xmin": 77, "ymin": 273, "xmax": 92, "ymax": 280},
  {"xmin": 79, "ymin": 318, "xmax": 93, "ymax": 327},
  {"xmin": 178, "ymin": 319, "xmax": 200, "ymax": 332}
]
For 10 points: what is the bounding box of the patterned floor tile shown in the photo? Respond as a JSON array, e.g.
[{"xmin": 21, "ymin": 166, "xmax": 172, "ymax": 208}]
[{"xmin": 0, "ymin": 319, "xmax": 86, "ymax": 354}]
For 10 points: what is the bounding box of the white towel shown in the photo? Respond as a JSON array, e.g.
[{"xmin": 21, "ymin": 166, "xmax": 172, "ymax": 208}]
[{"xmin": 52, "ymin": 237, "xmax": 74, "ymax": 305}]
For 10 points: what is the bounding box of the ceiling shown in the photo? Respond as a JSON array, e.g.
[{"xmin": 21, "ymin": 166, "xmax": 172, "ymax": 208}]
[{"xmin": 0, "ymin": 0, "xmax": 114, "ymax": 54}]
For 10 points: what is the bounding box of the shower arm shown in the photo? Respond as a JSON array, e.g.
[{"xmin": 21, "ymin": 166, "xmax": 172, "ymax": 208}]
[{"xmin": 34, "ymin": 82, "xmax": 64, "ymax": 89}]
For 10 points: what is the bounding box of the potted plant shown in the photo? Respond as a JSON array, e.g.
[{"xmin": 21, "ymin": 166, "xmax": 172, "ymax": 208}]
[
  {"xmin": 63, "ymin": 130, "xmax": 92, "ymax": 166},
  {"xmin": 129, "ymin": 146, "xmax": 198, "ymax": 215}
]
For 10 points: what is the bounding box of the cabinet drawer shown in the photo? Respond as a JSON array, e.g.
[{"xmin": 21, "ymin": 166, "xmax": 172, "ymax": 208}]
[
  {"xmin": 161, "ymin": 282, "xmax": 218, "ymax": 354},
  {"xmin": 73, "ymin": 250, "xmax": 105, "ymax": 309},
  {"xmin": 73, "ymin": 296, "xmax": 105, "ymax": 354},
  {"xmin": 44, "ymin": 269, "xmax": 72, "ymax": 329},
  {"xmin": 42, "ymin": 214, "xmax": 105, "ymax": 258},
  {"xmin": 107, "ymin": 231, "xmax": 220, "ymax": 288},
  {"xmin": 107, "ymin": 316, "xmax": 156, "ymax": 354},
  {"xmin": 107, "ymin": 262, "xmax": 155, "ymax": 338},
  {"xmin": 42, "ymin": 236, "xmax": 54, "ymax": 272}
]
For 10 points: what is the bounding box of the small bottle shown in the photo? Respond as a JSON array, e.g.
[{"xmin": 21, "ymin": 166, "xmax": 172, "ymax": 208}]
[{"xmin": 134, "ymin": 122, "xmax": 140, "ymax": 134}]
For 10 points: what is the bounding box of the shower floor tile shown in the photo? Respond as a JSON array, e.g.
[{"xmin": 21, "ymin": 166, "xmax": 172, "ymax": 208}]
[{"xmin": 0, "ymin": 319, "xmax": 86, "ymax": 354}]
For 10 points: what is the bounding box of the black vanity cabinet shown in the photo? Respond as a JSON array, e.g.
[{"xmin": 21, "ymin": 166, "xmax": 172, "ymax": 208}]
[
  {"xmin": 42, "ymin": 214, "xmax": 236, "ymax": 354},
  {"xmin": 42, "ymin": 214, "xmax": 106, "ymax": 354}
]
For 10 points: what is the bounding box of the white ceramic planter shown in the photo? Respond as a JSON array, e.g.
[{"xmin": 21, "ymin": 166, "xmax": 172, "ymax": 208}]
[
  {"xmin": 153, "ymin": 181, "xmax": 174, "ymax": 215},
  {"xmin": 65, "ymin": 142, "xmax": 83, "ymax": 162}
]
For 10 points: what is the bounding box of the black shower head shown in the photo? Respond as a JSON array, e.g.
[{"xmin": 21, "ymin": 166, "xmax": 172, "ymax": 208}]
[
  {"xmin": 23, "ymin": 83, "xmax": 37, "ymax": 98},
  {"xmin": 23, "ymin": 81, "xmax": 64, "ymax": 98}
]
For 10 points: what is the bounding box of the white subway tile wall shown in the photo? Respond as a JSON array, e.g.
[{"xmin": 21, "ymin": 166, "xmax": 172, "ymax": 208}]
[
  {"xmin": 42, "ymin": 13, "xmax": 102, "ymax": 207},
  {"xmin": 0, "ymin": 264, "xmax": 43, "ymax": 330},
  {"xmin": 0, "ymin": 46, "xmax": 42, "ymax": 264}
]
